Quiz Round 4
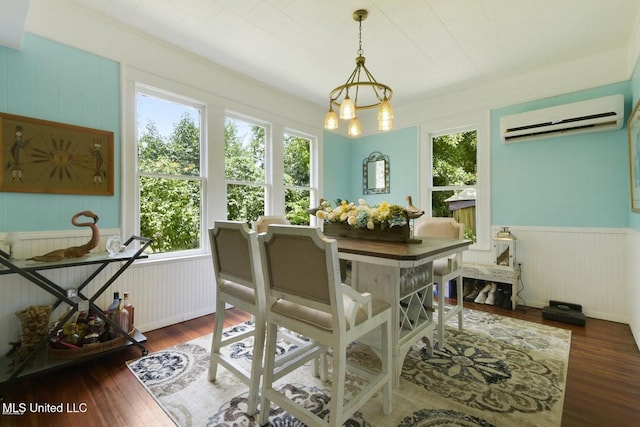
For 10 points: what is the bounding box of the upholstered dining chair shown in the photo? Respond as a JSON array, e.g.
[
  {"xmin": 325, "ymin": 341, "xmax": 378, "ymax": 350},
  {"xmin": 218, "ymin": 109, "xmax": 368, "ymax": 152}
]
[
  {"xmin": 252, "ymin": 215, "xmax": 290, "ymax": 234},
  {"xmin": 257, "ymin": 225, "xmax": 392, "ymax": 427},
  {"xmin": 208, "ymin": 221, "xmax": 266, "ymax": 416},
  {"xmin": 414, "ymin": 217, "xmax": 465, "ymax": 348}
]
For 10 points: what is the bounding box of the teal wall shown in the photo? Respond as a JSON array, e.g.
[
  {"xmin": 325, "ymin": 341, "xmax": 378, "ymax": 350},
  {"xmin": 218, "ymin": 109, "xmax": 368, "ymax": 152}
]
[
  {"xmin": 0, "ymin": 34, "xmax": 121, "ymax": 232},
  {"xmin": 492, "ymin": 83, "xmax": 631, "ymax": 228},
  {"xmin": 322, "ymin": 126, "xmax": 418, "ymax": 207},
  {"xmin": 3, "ymin": 35, "xmax": 635, "ymax": 232},
  {"xmin": 325, "ymin": 84, "xmax": 632, "ymax": 229},
  {"xmin": 322, "ymin": 131, "xmax": 352, "ymax": 203},
  {"xmin": 630, "ymin": 55, "xmax": 640, "ymax": 231}
]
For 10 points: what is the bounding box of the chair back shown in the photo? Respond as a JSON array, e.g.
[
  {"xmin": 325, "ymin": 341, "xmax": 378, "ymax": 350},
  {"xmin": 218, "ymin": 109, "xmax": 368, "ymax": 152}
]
[
  {"xmin": 414, "ymin": 217, "xmax": 464, "ymax": 239},
  {"xmin": 258, "ymin": 225, "xmax": 346, "ymax": 333},
  {"xmin": 252, "ymin": 215, "xmax": 290, "ymax": 234},
  {"xmin": 209, "ymin": 221, "xmax": 260, "ymax": 291}
]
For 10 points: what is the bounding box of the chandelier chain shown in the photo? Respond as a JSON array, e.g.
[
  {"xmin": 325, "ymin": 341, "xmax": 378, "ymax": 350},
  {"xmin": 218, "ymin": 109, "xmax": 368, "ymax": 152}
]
[{"xmin": 357, "ymin": 16, "xmax": 364, "ymax": 56}]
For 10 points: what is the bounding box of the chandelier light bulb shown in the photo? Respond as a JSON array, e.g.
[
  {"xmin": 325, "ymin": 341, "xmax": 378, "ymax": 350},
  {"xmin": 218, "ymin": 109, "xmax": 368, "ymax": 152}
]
[
  {"xmin": 324, "ymin": 107, "xmax": 339, "ymax": 130},
  {"xmin": 378, "ymin": 117, "xmax": 393, "ymax": 131},
  {"xmin": 339, "ymin": 95, "xmax": 356, "ymax": 120},
  {"xmin": 347, "ymin": 117, "xmax": 362, "ymax": 136},
  {"xmin": 378, "ymin": 98, "xmax": 394, "ymax": 121}
]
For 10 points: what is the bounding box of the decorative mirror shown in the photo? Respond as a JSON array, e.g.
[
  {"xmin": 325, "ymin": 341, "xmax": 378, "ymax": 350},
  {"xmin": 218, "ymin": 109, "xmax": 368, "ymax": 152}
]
[{"xmin": 362, "ymin": 151, "xmax": 390, "ymax": 194}]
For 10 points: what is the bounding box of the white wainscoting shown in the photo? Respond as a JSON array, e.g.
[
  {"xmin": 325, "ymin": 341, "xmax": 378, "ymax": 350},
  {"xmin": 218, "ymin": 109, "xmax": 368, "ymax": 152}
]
[
  {"xmin": 2, "ymin": 226, "xmax": 634, "ymax": 355},
  {"xmin": 462, "ymin": 226, "xmax": 630, "ymax": 324},
  {"xmin": 629, "ymin": 228, "xmax": 640, "ymax": 349},
  {"xmin": 0, "ymin": 231, "xmax": 216, "ymax": 355}
]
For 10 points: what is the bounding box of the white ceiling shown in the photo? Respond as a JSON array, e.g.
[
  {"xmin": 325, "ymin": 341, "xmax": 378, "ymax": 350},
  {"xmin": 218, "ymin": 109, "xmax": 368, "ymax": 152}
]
[{"xmin": 5, "ymin": 1, "xmax": 640, "ymax": 109}]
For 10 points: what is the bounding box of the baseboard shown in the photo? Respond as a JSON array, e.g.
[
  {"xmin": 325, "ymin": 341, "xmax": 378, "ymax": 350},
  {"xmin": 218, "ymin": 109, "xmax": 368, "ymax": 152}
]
[{"xmin": 137, "ymin": 307, "xmax": 215, "ymax": 333}]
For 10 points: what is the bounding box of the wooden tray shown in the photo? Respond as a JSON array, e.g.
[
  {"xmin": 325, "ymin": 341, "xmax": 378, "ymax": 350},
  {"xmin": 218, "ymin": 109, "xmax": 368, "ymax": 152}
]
[{"xmin": 48, "ymin": 329, "xmax": 137, "ymax": 359}]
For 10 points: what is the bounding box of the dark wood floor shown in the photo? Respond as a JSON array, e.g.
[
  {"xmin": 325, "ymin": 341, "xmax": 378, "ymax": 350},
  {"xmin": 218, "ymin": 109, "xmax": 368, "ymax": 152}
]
[{"xmin": 2, "ymin": 303, "xmax": 639, "ymax": 427}]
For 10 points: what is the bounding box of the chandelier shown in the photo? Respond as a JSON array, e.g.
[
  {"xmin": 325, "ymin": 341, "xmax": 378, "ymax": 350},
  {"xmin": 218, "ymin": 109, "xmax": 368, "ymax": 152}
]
[{"xmin": 324, "ymin": 9, "xmax": 394, "ymax": 137}]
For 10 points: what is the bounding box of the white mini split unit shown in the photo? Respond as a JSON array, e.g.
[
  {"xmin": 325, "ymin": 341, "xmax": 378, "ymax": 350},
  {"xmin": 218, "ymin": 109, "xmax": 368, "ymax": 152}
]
[{"xmin": 500, "ymin": 94, "xmax": 624, "ymax": 143}]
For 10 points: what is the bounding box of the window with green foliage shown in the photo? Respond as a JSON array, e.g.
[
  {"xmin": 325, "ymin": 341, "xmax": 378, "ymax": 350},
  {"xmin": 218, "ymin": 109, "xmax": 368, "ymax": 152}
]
[
  {"xmin": 284, "ymin": 133, "xmax": 313, "ymax": 225},
  {"xmin": 431, "ymin": 130, "xmax": 477, "ymax": 241},
  {"xmin": 225, "ymin": 117, "xmax": 267, "ymax": 222},
  {"xmin": 224, "ymin": 118, "xmax": 316, "ymax": 225},
  {"xmin": 136, "ymin": 89, "xmax": 203, "ymax": 254}
]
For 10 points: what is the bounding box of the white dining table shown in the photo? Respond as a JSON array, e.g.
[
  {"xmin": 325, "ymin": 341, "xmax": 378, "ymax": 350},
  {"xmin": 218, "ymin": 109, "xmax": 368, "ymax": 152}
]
[{"xmin": 334, "ymin": 236, "xmax": 472, "ymax": 386}]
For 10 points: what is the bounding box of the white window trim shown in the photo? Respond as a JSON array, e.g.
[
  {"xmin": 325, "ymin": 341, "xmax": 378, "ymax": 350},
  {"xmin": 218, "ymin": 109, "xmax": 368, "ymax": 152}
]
[
  {"xmin": 283, "ymin": 128, "xmax": 320, "ymax": 227},
  {"xmin": 419, "ymin": 110, "xmax": 491, "ymax": 251},
  {"xmin": 224, "ymin": 112, "xmax": 274, "ymax": 217},
  {"xmin": 122, "ymin": 69, "xmax": 209, "ymax": 259},
  {"xmin": 122, "ymin": 66, "xmax": 323, "ymax": 248}
]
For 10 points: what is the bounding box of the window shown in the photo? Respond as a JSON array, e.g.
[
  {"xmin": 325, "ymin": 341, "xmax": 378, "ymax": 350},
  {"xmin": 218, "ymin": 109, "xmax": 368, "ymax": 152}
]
[
  {"xmin": 136, "ymin": 87, "xmax": 204, "ymax": 254},
  {"xmin": 225, "ymin": 116, "xmax": 267, "ymax": 222},
  {"xmin": 421, "ymin": 112, "xmax": 490, "ymax": 249},
  {"xmin": 431, "ymin": 130, "xmax": 477, "ymax": 241},
  {"xmin": 284, "ymin": 132, "xmax": 314, "ymax": 225}
]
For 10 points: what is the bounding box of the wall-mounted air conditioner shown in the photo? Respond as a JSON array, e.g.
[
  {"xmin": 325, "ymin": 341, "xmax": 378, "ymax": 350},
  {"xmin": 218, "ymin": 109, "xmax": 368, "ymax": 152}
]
[{"xmin": 500, "ymin": 94, "xmax": 624, "ymax": 143}]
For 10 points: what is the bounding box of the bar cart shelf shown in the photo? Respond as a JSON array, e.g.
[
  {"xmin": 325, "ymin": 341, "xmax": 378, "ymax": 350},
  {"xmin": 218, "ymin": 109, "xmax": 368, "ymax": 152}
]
[{"xmin": 0, "ymin": 235, "xmax": 151, "ymax": 399}]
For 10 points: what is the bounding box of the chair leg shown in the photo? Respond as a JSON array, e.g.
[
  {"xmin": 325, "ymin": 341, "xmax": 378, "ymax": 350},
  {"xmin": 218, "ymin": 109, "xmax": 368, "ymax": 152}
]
[
  {"xmin": 456, "ymin": 277, "xmax": 464, "ymax": 331},
  {"xmin": 258, "ymin": 322, "xmax": 279, "ymax": 425},
  {"xmin": 436, "ymin": 279, "xmax": 445, "ymax": 348},
  {"xmin": 381, "ymin": 318, "xmax": 392, "ymax": 415},
  {"xmin": 208, "ymin": 297, "xmax": 226, "ymax": 381},
  {"xmin": 331, "ymin": 339, "xmax": 347, "ymax": 425},
  {"xmin": 246, "ymin": 317, "xmax": 266, "ymax": 416}
]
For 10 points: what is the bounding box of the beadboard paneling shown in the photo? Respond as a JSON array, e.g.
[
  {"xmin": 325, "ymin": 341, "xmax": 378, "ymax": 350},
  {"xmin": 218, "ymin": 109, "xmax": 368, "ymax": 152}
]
[
  {"xmin": 463, "ymin": 226, "xmax": 629, "ymax": 323},
  {"xmin": 0, "ymin": 232, "xmax": 216, "ymax": 355},
  {"xmin": 1, "ymin": 226, "xmax": 633, "ymax": 356}
]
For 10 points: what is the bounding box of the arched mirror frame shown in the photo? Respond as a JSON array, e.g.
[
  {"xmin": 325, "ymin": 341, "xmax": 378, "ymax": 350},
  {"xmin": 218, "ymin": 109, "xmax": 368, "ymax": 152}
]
[{"xmin": 362, "ymin": 151, "xmax": 390, "ymax": 195}]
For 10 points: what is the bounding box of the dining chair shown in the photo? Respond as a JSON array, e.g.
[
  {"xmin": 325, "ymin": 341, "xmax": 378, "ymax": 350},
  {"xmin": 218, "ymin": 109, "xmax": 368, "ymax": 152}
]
[
  {"xmin": 414, "ymin": 217, "xmax": 465, "ymax": 348},
  {"xmin": 257, "ymin": 225, "xmax": 392, "ymax": 427},
  {"xmin": 252, "ymin": 215, "xmax": 290, "ymax": 234},
  {"xmin": 208, "ymin": 221, "xmax": 266, "ymax": 416}
]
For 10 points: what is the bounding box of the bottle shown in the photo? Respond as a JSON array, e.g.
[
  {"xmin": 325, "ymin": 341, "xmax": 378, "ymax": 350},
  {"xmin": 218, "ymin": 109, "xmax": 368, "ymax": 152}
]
[
  {"xmin": 117, "ymin": 298, "xmax": 130, "ymax": 333},
  {"xmin": 123, "ymin": 292, "xmax": 134, "ymax": 332},
  {"xmin": 107, "ymin": 291, "xmax": 120, "ymax": 320}
]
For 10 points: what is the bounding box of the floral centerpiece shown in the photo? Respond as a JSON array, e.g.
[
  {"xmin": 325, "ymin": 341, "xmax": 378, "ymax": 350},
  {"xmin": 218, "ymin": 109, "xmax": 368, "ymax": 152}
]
[
  {"xmin": 313, "ymin": 198, "xmax": 416, "ymax": 243},
  {"xmin": 316, "ymin": 198, "xmax": 408, "ymax": 229}
]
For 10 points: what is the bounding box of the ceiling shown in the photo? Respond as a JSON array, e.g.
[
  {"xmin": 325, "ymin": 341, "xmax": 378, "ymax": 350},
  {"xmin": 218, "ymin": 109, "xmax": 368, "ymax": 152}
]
[{"xmin": 4, "ymin": 1, "xmax": 640, "ymax": 109}]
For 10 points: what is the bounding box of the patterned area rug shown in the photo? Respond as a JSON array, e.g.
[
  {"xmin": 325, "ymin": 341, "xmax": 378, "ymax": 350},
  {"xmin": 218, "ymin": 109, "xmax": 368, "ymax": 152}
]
[{"xmin": 127, "ymin": 309, "xmax": 570, "ymax": 426}]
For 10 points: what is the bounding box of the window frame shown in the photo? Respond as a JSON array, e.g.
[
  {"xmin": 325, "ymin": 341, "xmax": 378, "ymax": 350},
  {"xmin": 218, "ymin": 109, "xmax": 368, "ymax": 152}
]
[
  {"xmin": 123, "ymin": 76, "xmax": 210, "ymax": 259},
  {"xmin": 122, "ymin": 67, "xmax": 322, "ymax": 258},
  {"xmin": 283, "ymin": 129, "xmax": 319, "ymax": 226},
  {"xmin": 419, "ymin": 111, "xmax": 490, "ymax": 250},
  {"xmin": 224, "ymin": 112, "xmax": 272, "ymax": 220}
]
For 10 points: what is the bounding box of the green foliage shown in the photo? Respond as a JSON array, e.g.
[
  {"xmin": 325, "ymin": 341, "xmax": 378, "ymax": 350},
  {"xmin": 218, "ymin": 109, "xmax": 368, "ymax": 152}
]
[
  {"xmin": 284, "ymin": 135, "xmax": 311, "ymax": 225},
  {"xmin": 432, "ymin": 130, "xmax": 478, "ymax": 241},
  {"xmin": 432, "ymin": 130, "xmax": 477, "ymax": 187},
  {"xmin": 225, "ymin": 120, "xmax": 266, "ymax": 223},
  {"xmin": 139, "ymin": 116, "xmax": 313, "ymax": 251},
  {"xmin": 138, "ymin": 114, "xmax": 201, "ymax": 253}
]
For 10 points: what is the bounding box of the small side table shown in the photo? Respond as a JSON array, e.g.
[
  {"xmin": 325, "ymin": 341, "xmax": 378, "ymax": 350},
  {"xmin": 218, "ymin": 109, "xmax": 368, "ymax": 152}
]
[{"xmin": 461, "ymin": 263, "xmax": 521, "ymax": 310}]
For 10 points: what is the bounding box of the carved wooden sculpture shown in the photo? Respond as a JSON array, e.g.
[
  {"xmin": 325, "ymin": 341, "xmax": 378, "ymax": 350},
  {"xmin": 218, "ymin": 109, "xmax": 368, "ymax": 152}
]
[{"xmin": 28, "ymin": 211, "xmax": 100, "ymax": 262}]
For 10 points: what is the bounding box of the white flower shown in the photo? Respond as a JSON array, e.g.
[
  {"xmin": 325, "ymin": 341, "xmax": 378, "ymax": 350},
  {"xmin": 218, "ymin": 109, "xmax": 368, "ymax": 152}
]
[{"xmin": 367, "ymin": 221, "xmax": 374, "ymax": 230}]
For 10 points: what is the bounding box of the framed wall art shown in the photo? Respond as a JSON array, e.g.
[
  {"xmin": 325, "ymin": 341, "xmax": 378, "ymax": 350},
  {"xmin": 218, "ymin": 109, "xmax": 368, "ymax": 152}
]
[
  {"xmin": 0, "ymin": 113, "xmax": 114, "ymax": 195},
  {"xmin": 629, "ymin": 100, "xmax": 640, "ymax": 213}
]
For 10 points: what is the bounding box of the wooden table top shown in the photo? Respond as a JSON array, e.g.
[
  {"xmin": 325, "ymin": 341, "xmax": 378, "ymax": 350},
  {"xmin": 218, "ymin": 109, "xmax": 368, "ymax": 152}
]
[{"xmin": 333, "ymin": 236, "xmax": 472, "ymax": 261}]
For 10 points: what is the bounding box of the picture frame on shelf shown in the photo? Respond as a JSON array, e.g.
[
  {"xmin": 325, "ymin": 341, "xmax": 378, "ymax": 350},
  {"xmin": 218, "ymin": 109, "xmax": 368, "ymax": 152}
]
[{"xmin": 0, "ymin": 112, "xmax": 114, "ymax": 196}]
